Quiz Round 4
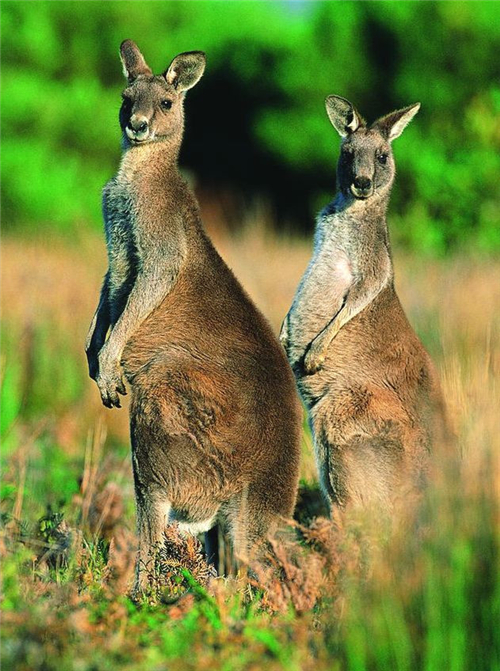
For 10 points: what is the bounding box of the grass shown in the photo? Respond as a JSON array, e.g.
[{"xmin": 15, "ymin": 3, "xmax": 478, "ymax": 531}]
[{"xmin": 1, "ymin": 212, "xmax": 499, "ymax": 670}]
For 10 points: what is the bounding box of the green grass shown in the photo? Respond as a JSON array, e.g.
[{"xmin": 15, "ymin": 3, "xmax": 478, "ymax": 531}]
[{"xmin": 1, "ymin": 232, "xmax": 499, "ymax": 670}]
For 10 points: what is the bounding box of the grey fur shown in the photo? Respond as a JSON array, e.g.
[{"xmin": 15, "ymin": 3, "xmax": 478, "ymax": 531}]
[
  {"xmin": 281, "ymin": 97, "xmax": 448, "ymax": 510},
  {"xmin": 85, "ymin": 41, "xmax": 301, "ymax": 592}
]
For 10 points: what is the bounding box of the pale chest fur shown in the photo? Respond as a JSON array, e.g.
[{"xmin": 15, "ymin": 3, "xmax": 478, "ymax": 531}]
[
  {"xmin": 287, "ymin": 211, "xmax": 357, "ymax": 363},
  {"xmin": 286, "ymin": 206, "xmax": 391, "ymax": 367}
]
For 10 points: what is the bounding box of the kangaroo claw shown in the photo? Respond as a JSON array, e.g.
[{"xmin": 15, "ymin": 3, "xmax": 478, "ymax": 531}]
[{"xmin": 303, "ymin": 347, "xmax": 324, "ymax": 375}]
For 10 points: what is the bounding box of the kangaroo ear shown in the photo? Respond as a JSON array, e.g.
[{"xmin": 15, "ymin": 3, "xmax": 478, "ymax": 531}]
[
  {"xmin": 325, "ymin": 95, "xmax": 364, "ymax": 137},
  {"xmin": 374, "ymin": 103, "xmax": 421, "ymax": 142},
  {"xmin": 120, "ymin": 40, "xmax": 152, "ymax": 82},
  {"xmin": 164, "ymin": 51, "xmax": 206, "ymax": 92}
]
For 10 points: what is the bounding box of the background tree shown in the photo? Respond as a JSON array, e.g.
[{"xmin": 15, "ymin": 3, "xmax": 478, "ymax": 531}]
[{"xmin": 2, "ymin": 1, "xmax": 499, "ymax": 253}]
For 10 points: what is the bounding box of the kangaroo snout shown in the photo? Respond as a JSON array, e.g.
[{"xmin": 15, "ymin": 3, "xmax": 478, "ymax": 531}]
[
  {"xmin": 126, "ymin": 115, "xmax": 150, "ymax": 142},
  {"xmin": 351, "ymin": 175, "xmax": 373, "ymax": 199}
]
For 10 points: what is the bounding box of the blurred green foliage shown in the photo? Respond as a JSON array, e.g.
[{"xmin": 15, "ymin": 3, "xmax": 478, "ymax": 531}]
[{"xmin": 1, "ymin": 1, "xmax": 499, "ymax": 253}]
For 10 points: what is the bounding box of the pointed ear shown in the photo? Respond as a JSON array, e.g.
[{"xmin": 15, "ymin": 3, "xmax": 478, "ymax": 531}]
[
  {"xmin": 120, "ymin": 40, "xmax": 152, "ymax": 82},
  {"xmin": 164, "ymin": 51, "xmax": 206, "ymax": 92},
  {"xmin": 374, "ymin": 103, "xmax": 421, "ymax": 142},
  {"xmin": 325, "ymin": 95, "xmax": 364, "ymax": 137}
]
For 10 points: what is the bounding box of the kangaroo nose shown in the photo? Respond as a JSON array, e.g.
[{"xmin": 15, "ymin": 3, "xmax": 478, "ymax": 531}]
[
  {"xmin": 353, "ymin": 176, "xmax": 372, "ymax": 191},
  {"xmin": 130, "ymin": 118, "xmax": 148, "ymax": 133},
  {"xmin": 126, "ymin": 116, "xmax": 150, "ymax": 142}
]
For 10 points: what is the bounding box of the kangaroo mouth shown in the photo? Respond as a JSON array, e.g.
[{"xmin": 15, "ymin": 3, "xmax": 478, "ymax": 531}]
[
  {"xmin": 350, "ymin": 185, "xmax": 374, "ymax": 200},
  {"xmin": 128, "ymin": 137, "xmax": 150, "ymax": 145},
  {"xmin": 125, "ymin": 127, "xmax": 150, "ymax": 143}
]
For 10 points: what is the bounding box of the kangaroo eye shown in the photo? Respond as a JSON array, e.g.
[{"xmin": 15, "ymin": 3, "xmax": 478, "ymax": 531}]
[
  {"xmin": 161, "ymin": 99, "xmax": 173, "ymax": 110},
  {"xmin": 377, "ymin": 153, "xmax": 388, "ymax": 165}
]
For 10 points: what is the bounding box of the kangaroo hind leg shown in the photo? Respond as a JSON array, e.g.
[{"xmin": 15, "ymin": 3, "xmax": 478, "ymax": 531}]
[
  {"xmin": 223, "ymin": 484, "xmax": 285, "ymax": 570},
  {"xmin": 133, "ymin": 484, "xmax": 171, "ymax": 595}
]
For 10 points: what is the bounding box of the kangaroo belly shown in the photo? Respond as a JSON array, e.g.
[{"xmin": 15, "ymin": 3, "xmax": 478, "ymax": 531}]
[
  {"xmin": 128, "ymin": 343, "xmax": 300, "ymax": 507},
  {"xmin": 122, "ymin": 257, "xmax": 301, "ymax": 471},
  {"xmin": 122, "ymin": 256, "xmax": 291, "ymax": 386},
  {"xmin": 297, "ymin": 289, "xmax": 431, "ymax": 411}
]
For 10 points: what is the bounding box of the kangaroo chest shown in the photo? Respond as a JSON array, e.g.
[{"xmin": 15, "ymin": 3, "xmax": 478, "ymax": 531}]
[{"xmin": 287, "ymin": 211, "xmax": 362, "ymax": 360}]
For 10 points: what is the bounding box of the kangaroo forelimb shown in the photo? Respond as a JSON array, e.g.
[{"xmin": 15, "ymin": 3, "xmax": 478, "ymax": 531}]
[
  {"xmin": 96, "ymin": 255, "xmax": 183, "ymax": 407},
  {"xmin": 279, "ymin": 312, "xmax": 290, "ymax": 350},
  {"xmin": 303, "ymin": 267, "xmax": 390, "ymax": 375},
  {"xmin": 85, "ymin": 273, "xmax": 111, "ymax": 381}
]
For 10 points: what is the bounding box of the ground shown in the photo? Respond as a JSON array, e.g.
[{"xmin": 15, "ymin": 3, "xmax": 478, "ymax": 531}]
[{"xmin": 1, "ymin": 215, "xmax": 499, "ymax": 670}]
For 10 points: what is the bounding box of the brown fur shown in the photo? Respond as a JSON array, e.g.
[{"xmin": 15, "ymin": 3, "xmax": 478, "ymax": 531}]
[
  {"xmin": 281, "ymin": 96, "xmax": 450, "ymax": 510},
  {"xmin": 85, "ymin": 42, "xmax": 301, "ymax": 592},
  {"xmin": 308, "ymin": 285, "xmax": 449, "ymax": 507}
]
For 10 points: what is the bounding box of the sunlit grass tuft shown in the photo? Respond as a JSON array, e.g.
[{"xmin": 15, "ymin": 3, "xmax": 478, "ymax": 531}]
[{"xmin": 1, "ymin": 219, "xmax": 499, "ymax": 670}]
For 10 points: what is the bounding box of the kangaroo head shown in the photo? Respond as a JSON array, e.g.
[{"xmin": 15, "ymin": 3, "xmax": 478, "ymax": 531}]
[
  {"xmin": 119, "ymin": 40, "xmax": 206, "ymax": 146},
  {"xmin": 325, "ymin": 96, "xmax": 420, "ymax": 201}
]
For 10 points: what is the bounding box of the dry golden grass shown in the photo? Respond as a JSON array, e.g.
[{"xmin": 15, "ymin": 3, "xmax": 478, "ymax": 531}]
[
  {"xmin": 1, "ymin": 215, "xmax": 499, "ymax": 670},
  {"xmin": 3, "ymin": 216, "xmax": 499, "ymax": 464}
]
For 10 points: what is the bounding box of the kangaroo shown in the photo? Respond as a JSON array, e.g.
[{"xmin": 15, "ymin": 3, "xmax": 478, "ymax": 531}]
[
  {"xmin": 85, "ymin": 40, "xmax": 301, "ymax": 591},
  {"xmin": 280, "ymin": 96, "xmax": 449, "ymax": 510}
]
